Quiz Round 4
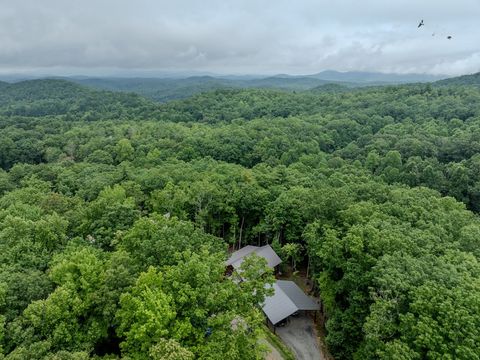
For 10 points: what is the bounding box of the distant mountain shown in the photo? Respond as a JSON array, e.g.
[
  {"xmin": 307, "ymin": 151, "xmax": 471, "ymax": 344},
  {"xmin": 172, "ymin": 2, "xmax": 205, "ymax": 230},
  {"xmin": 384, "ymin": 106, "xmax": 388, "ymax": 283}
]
[
  {"xmin": 307, "ymin": 70, "xmax": 446, "ymax": 84},
  {"xmin": 71, "ymin": 71, "xmax": 453, "ymax": 102},
  {"xmin": 74, "ymin": 76, "xmax": 236, "ymax": 102},
  {"xmin": 74, "ymin": 76, "xmax": 356, "ymax": 102},
  {"xmin": 1, "ymin": 71, "xmax": 456, "ymax": 104},
  {"xmin": 435, "ymin": 72, "xmax": 480, "ymax": 87},
  {"xmin": 246, "ymin": 76, "xmax": 353, "ymax": 89}
]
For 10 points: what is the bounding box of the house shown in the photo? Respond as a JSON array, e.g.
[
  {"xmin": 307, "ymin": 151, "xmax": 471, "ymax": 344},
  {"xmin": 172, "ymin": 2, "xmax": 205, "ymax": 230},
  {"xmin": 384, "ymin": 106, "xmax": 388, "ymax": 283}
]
[
  {"xmin": 226, "ymin": 244, "xmax": 282, "ymax": 271},
  {"xmin": 227, "ymin": 246, "xmax": 319, "ymax": 331},
  {"xmin": 262, "ymin": 280, "xmax": 320, "ymax": 329}
]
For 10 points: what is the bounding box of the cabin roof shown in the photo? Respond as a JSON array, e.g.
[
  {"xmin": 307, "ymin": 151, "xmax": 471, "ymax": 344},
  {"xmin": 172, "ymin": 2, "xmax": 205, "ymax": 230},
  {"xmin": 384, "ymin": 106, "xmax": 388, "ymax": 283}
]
[
  {"xmin": 226, "ymin": 244, "xmax": 282, "ymax": 269},
  {"xmin": 262, "ymin": 280, "xmax": 319, "ymax": 325}
]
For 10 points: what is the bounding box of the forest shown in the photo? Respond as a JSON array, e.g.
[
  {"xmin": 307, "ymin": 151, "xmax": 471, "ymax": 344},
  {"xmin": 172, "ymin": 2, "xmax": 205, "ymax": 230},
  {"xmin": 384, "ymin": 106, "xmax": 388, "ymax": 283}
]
[
  {"xmin": 71, "ymin": 71, "xmax": 443, "ymax": 102},
  {"xmin": 1, "ymin": 74, "xmax": 480, "ymax": 359}
]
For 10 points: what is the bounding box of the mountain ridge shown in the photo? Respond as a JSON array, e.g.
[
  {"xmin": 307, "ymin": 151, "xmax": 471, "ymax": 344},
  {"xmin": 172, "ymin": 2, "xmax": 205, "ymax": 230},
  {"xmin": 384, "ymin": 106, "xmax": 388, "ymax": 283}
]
[
  {"xmin": 69, "ymin": 71, "xmax": 450, "ymax": 102},
  {"xmin": 435, "ymin": 72, "xmax": 480, "ymax": 86}
]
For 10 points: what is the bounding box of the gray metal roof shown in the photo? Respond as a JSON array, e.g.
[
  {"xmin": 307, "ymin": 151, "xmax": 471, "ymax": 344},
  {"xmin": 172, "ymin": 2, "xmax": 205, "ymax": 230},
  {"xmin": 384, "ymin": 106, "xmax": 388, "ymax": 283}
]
[
  {"xmin": 225, "ymin": 245, "xmax": 258, "ymax": 267},
  {"xmin": 226, "ymin": 245, "xmax": 282, "ymax": 269},
  {"xmin": 262, "ymin": 280, "xmax": 320, "ymax": 325}
]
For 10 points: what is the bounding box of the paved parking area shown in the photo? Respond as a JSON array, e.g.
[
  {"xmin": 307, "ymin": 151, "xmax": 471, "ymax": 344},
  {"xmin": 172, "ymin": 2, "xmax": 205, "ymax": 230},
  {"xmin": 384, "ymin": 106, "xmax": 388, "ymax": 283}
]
[{"xmin": 276, "ymin": 314, "xmax": 325, "ymax": 360}]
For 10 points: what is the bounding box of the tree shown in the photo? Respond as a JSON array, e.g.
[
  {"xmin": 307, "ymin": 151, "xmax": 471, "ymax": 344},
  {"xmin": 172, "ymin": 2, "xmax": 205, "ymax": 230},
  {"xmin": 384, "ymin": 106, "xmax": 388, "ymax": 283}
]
[
  {"xmin": 2, "ymin": 77, "xmax": 480, "ymax": 359},
  {"xmin": 149, "ymin": 339, "xmax": 194, "ymax": 360},
  {"xmin": 0, "ymin": 282, "xmax": 6, "ymax": 358},
  {"xmin": 119, "ymin": 213, "xmax": 224, "ymax": 270},
  {"xmin": 114, "ymin": 139, "xmax": 134, "ymax": 163},
  {"xmin": 281, "ymin": 243, "xmax": 303, "ymax": 271},
  {"xmin": 76, "ymin": 184, "xmax": 140, "ymax": 249},
  {"xmin": 117, "ymin": 249, "xmax": 272, "ymax": 359},
  {"xmin": 116, "ymin": 267, "xmax": 175, "ymax": 357},
  {"xmin": 14, "ymin": 246, "xmax": 109, "ymax": 353}
]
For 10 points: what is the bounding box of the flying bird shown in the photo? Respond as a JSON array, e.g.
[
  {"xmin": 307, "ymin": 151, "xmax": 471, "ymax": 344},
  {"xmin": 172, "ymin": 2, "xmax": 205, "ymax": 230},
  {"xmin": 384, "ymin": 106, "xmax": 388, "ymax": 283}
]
[
  {"xmin": 447, "ymin": 35, "xmax": 452, "ymax": 39},
  {"xmin": 418, "ymin": 20, "xmax": 424, "ymax": 28}
]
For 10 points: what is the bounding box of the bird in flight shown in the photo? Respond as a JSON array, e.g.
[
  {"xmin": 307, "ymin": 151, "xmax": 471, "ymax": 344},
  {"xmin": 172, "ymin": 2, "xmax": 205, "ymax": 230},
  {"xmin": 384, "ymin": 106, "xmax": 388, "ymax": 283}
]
[
  {"xmin": 447, "ymin": 35, "xmax": 452, "ymax": 40},
  {"xmin": 418, "ymin": 19, "xmax": 424, "ymax": 28}
]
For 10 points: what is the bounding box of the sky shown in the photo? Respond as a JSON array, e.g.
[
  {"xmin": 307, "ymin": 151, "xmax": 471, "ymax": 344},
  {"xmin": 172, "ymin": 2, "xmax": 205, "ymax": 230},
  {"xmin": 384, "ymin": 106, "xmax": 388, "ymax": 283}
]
[{"xmin": 0, "ymin": 0, "xmax": 479, "ymax": 77}]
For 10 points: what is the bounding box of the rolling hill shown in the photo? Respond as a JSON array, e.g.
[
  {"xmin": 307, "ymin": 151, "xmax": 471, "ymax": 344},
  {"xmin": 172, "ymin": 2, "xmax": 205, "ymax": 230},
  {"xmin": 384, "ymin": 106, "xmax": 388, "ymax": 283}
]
[
  {"xmin": 0, "ymin": 79, "xmax": 157, "ymax": 118},
  {"xmin": 435, "ymin": 72, "xmax": 480, "ymax": 86},
  {"xmin": 1, "ymin": 71, "xmax": 452, "ymax": 103},
  {"xmin": 70, "ymin": 71, "xmax": 446, "ymax": 102},
  {"xmin": 73, "ymin": 76, "xmax": 347, "ymax": 102},
  {"xmin": 307, "ymin": 70, "xmax": 446, "ymax": 83}
]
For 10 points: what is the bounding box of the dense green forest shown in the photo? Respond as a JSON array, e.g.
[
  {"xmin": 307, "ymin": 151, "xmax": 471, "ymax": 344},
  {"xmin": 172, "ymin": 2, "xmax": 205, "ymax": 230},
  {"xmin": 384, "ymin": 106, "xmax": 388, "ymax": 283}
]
[
  {"xmin": 436, "ymin": 72, "xmax": 480, "ymax": 87},
  {"xmin": 1, "ymin": 74, "xmax": 480, "ymax": 359}
]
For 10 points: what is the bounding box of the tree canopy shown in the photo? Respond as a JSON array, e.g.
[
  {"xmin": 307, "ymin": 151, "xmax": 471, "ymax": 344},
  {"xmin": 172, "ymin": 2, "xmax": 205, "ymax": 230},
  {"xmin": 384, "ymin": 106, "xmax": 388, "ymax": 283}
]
[{"xmin": 1, "ymin": 78, "xmax": 480, "ymax": 359}]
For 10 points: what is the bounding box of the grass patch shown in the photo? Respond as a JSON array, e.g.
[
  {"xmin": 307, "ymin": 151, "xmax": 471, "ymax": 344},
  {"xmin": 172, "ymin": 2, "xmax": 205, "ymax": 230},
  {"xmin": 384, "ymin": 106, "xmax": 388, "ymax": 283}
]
[{"xmin": 262, "ymin": 325, "xmax": 295, "ymax": 360}]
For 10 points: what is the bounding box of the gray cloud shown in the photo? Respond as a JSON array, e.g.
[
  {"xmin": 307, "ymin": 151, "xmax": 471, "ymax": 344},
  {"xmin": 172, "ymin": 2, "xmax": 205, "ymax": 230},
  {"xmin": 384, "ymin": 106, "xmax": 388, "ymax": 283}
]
[{"xmin": 0, "ymin": 0, "xmax": 479, "ymax": 75}]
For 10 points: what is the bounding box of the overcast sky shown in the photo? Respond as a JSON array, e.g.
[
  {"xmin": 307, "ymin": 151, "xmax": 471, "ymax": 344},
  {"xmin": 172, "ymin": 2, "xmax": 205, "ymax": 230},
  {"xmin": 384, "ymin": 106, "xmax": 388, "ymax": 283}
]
[{"xmin": 0, "ymin": 0, "xmax": 479, "ymax": 76}]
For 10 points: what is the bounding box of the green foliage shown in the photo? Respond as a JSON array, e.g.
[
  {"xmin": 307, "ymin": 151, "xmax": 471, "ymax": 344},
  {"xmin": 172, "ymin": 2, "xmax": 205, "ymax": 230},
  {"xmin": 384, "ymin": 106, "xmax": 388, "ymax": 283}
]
[
  {"xmin": 15, "ymin": 247, "xmax": 108, "ymax": 352},
  {"xmin": 117, "ymin": 250, "xmax": 271, "ymax": 359},
  {"xmin": 0, "ymin": 283, "xmax": 5, "ymax": 357},
  {"xmin": 116, "ymin": 267, "xmax": 175, "ymax": 356},
  {"xmin": 281, "ymin": 243, "xmax": 303, "ymax": 271},
  {"xmin": 119, "ymin": 214, "xmax": 224, "ymax": 270},
  {"xmin": 114, "ymin": 139, "xmax": 134, "ymax": 163},
  {"xmin": 148, "ymin": 339, "xmax": 194, "ymax": 360},
  {"xmin": 305, "ymin": 188, "xmax": 480, "ymax": 359},
  {"xmin": 1, "ymin": 79, "xmax": 480, "ymax": 359},
  {"xmin": 435, "ymin": 72, "xmax": 480, "ymax": 87},
  {"xmin": 76, "ymin": 184, "xmax": 141, "ymax": 249}
]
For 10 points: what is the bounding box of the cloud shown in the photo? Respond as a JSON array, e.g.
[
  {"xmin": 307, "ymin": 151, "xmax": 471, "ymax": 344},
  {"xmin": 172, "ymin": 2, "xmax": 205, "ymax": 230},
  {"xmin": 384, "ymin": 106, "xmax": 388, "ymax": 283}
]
[{"xmin": 0, "ymin": 0, "xmax": 479, "ymax": 75}]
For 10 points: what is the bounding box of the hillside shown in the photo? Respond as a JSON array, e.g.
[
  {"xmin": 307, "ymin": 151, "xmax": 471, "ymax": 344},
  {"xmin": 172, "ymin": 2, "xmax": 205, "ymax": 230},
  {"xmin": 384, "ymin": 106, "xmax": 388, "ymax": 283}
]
[
  {"xmin": 0, "ymin": 79, "xmax": 157, "ymax": 118},
  {"xmin": 310, "ymin": 83, "xmax": 352, "ymax": 93},
  {"xmin": 1, "ymin": 80, "xmax": 480, "ymax": 359},
  {"xmin": 247, "ymin": 75, "xmax": 355, "ymax": 90},
  {"xmin": 435, "ymin": 72, "xmax": 480, "ymax": 86},
  {"xmin": 0, "ymin": 79, "xmax": 92, "ymax": 104},
  {"xmin": 308, "ymin": 70, "xmax": 446, "ymax": 83}
]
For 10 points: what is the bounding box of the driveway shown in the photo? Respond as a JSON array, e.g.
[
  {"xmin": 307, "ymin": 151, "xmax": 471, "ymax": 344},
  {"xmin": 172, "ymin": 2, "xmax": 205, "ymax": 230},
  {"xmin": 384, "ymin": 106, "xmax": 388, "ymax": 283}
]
[
  {"xmin": 276, "ymin": 314, "xmax": 325, "ymax": 360},
  {"xmin": 260, "ymin": 338, "xmax": 284, "ymax": 360}
]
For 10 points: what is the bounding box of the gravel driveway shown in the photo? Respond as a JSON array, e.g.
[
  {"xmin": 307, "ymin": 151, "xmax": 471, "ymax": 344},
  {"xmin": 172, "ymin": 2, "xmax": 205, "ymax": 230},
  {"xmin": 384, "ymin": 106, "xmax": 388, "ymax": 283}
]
[{"xmin": 276, "ymin": 314, "xmax": 325, "ymax": 360}]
